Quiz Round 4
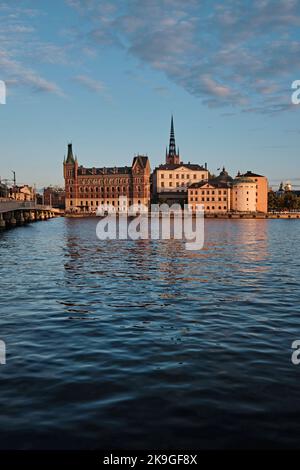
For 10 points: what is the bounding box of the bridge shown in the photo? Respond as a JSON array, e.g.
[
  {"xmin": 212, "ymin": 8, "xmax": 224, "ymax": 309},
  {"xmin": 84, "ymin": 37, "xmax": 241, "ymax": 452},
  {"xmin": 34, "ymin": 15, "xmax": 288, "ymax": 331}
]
[{"xmin": 0, "ymin": 200, "xmax": 62, "ymax": 229}]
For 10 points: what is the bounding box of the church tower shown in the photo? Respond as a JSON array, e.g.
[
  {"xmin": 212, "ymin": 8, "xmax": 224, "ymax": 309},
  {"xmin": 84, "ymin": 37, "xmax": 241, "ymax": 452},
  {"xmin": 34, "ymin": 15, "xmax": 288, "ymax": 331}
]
[{"xmin": 166, "ymin": 116, "xmax": 180, "ymax": 165}]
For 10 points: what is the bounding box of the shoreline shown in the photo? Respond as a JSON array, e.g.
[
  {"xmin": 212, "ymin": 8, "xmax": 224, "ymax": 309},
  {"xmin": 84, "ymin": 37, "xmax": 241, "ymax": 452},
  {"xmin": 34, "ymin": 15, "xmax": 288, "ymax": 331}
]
[{"xmin": 64, "ymin": 212, "xmax": 300, "ymax": 219}]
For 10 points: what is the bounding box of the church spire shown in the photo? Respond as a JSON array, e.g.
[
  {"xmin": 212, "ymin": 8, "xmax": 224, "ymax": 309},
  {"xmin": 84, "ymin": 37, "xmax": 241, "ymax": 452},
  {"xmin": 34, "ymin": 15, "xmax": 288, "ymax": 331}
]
[
  {"xmin": 169, "ymin": 115, "xmax": 176, "ymax": 157},
  {"xmin": 166, "ymin": 116, "xmax": 180, "ymax": 165}
]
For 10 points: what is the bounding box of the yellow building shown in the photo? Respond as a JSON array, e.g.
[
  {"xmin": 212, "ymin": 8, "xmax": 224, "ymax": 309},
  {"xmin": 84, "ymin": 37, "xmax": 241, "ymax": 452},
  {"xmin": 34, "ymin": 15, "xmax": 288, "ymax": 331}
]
[
  {"xmin": 11, "ymin": 185, "xmax": 35, "ymax": 202},
  {"xmin": 188, "ymin": 168, "xmax": 268, "ymax": 214},
  {"xmin": 188, "ymin": 168, "xmax": 232, "ymax": 213},
  {"xmin": 152, "ymin": 117, "xmax": 209, "ymax": 206},
  {"xmin": 237, "ymin": 171, "xmax": 268, "ymax": 214},
  {"xmin": 231, "ymin": 177, "xmax": 257, "ymax": 213}
]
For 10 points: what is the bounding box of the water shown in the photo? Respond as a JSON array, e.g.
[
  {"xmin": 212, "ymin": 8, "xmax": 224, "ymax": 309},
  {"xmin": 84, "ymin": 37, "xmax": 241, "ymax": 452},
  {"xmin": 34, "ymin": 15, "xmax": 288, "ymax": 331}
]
[{"xmin": 0, "ymin": 217, "xmax": 300, "ymax": 449}]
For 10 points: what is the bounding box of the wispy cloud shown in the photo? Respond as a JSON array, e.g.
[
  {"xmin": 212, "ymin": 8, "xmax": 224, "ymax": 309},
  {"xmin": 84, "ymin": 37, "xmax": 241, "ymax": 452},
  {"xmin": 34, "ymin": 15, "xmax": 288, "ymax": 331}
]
[
  {"xmin": 73, "ymin": 74, "xmax": 106, "ymax": 93},
  {"xmin": 0, "ymin": 3, "xmax": 64, "ymax": 96},
  {"xmin": 64, "ymin": 0, "xmax": 300, "ymax": 114}
]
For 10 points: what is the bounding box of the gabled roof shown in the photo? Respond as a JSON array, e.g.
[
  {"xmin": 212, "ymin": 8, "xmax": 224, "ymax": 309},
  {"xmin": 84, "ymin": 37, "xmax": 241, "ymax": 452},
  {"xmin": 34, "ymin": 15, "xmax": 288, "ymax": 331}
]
[{"xmin": 132, "ymin": 155, "xmax": 149, "ymax": 169}]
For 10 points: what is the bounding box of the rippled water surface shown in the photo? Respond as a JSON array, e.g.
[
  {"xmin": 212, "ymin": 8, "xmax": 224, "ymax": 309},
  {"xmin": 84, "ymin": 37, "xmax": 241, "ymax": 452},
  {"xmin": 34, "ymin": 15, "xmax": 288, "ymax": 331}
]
[{"xmin": 0, "ymin": 217, "xmax": 300, "ymax": 449}]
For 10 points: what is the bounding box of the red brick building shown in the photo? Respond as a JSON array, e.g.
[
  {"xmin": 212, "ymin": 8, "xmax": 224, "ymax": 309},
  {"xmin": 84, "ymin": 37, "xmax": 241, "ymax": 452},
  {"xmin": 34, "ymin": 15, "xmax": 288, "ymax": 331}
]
[
  {"xmin": 43, "ymin": 186, "xmax": 65, "ymax": 209},
  {"xmin": 63, "ymin": 144, "xmax": 151, "ymax": 213}
]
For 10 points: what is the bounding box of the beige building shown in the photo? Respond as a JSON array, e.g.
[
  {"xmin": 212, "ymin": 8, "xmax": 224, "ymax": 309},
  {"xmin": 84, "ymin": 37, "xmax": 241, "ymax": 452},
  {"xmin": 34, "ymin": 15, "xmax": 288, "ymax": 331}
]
[
  {"xmin": 188, "ymin": 168, "xmax": 268, "ymax": 214},
  {"xmin": 11, "ymin": 185, "xmax": 35, "ymax": 202},
  {"xmin": 237, "ymin": 171, "xmax": 268, "ymax": 213},
  {"xmin": 231, "ymin": 177, "xmax": 257, "ymax": 213},
  {"xmin": 152, "ymin": 117, "xmax": 209, "ymax": 206},
  {"xmin": 188, "ymin": 168, "xmax": 232, "ymax": 213}
]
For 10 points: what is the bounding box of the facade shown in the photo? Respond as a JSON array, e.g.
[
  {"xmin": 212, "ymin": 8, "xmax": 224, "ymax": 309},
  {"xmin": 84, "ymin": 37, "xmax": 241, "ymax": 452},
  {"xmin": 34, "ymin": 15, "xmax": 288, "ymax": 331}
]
[
  {"xmin": 63, "ymin": 144, "xmax": 151, "ymax": 213},
  {"xmin": 43, "ymin": 186, "xmax": 65, "ymax": 209},
  {"xmin": 231, "ymin": 177, "xmax": 257, "ymax": 213},
  {"xmin": 188, "ymin": 168, "xmax": 232, "ymax": 213},
  {"xmin": 152, "ymin": 117, "xmax": 209, "ymax": 206},
  {"xmin": 237, "ymin": 171, "xmax": 268, "ymax": 213},
  {"xmin": 188, "ymin": 168, "xmax": 267, "ymax": 214}
]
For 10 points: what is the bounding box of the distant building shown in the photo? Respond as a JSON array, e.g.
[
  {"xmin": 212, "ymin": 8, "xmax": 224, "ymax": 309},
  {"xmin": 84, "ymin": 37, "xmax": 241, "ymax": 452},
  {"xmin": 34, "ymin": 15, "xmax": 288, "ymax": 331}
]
[
  {"xmin": 11, "ymin": 185, "xmax": 35, "ymax": 202},
  {"xmin": 44, "ymin": 186, "xmax": 65, "ymax": 209},
  {"xmin": 152, "ymin": 117, "xmax": 209, "ymax": 206},
  {"xmin": 188, "ymin": 168, "xmax": 232, "ymax": 214},
  {"xmin": 63, "ymin": 144, "xmax": 151, "ymax": 213},
  {"xmin": 0, "ymin": 182, "xmax": 8, "ymax": 198}
]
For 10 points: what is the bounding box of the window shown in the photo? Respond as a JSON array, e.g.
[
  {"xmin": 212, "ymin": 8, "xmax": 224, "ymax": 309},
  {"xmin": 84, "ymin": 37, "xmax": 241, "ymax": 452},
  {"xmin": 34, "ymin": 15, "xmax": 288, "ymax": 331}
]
[
  {"xmin": 161, "ymin": 174, "xmax": 164, "ymax": 179},
  {"xmin": 161, "ymin": 182, "xmax": 165, "ymax": 188},
  {"xmin": 181, "ymin": 174, "xmax": 185, "ymax": 179},
  {"xmin": 169, "ymin": 174, "xmax": 172, "ymax": 178},
  {"xmin": 169, "ymin": 182, "xmax": 173, "ymax": 187},
  {"xmin": 194, "ymin": 174, "xmax": 197, "ymax": 179}
]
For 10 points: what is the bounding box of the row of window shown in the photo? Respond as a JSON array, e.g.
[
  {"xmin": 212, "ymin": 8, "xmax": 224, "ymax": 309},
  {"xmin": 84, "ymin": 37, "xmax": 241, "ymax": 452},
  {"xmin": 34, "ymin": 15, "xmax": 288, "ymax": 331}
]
[
  {"xmin": 69, "ymin": 200, "xmax": 142, "ymax": 207},
  {"xmin": 190, "ymin": 190, "xmax": 228, "ymax": 195},
  {"xmin": 161, "ymin": 174, "xmax": 206, "ymax": 180},
  {"xmin": 190, "ymin": 197, "xmax": 227, "ymax": 202},
  {"xmin": 190, "ymin": 206, "xmax": 228, "ymax": 211}
]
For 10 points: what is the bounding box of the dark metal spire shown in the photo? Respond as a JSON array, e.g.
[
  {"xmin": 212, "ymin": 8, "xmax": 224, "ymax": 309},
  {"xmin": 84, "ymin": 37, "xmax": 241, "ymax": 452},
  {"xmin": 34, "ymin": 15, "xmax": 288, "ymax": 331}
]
[
  {"xmin": 168, "ymin": 115, "xmax": 176, "ymax": 157},
  {"xmin": 66, "ymin": 143, "xmax": 75, "ymax": 164}
]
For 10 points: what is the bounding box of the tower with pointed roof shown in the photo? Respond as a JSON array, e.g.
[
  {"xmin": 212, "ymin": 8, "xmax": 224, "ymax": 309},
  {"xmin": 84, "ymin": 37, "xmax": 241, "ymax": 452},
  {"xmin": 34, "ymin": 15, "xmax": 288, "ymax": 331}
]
[{"xmin": 166, "ymin": 116, "xmax": 180, "ymax": 165}]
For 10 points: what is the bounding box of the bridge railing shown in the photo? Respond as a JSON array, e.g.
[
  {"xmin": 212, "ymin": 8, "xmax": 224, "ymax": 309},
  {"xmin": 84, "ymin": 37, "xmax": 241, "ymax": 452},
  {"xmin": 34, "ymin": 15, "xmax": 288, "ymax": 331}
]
[{"xmin": 0, "ymin": 201, "xmax": 54, "ymax": 213}]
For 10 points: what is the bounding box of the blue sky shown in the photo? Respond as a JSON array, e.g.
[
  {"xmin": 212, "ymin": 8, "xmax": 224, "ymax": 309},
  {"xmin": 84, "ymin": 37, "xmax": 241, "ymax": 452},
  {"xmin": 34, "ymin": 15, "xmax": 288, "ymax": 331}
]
[{"xmin": 0, "ymin": 0, "xmax": 300, "ymax": 189}]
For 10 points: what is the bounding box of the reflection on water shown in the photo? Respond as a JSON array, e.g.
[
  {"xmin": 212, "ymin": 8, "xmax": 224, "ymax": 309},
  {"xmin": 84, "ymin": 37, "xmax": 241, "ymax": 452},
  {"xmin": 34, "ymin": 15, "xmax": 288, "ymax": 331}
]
[{"xmin": 0, "ymin": 218, "xmax": 300, "ymax": 449}]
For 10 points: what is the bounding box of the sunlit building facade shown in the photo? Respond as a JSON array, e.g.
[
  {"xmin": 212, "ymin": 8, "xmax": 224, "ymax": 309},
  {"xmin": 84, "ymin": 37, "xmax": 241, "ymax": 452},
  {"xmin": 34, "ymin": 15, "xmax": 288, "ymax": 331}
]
[{"xmin": 63, "ymin": 144, "xmax": 151, "ymax": 213}]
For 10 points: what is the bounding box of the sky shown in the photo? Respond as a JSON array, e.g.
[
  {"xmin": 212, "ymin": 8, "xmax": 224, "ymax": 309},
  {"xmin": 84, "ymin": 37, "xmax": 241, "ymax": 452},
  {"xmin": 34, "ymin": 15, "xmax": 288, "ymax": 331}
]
[{"xmin": 1, "ymin": 0, "xmax": 300, "ymax": 189}]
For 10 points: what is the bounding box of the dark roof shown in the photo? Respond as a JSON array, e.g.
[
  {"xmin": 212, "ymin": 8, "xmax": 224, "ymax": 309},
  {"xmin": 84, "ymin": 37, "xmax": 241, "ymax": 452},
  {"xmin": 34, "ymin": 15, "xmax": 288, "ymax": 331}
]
[
  {"xmin": 213, "ymin": 168, "xmax": 233, "ymax": 184},
  {"xmin": 233, "ymin": 177, "xmax": 255, "ymax": 185},
  {"xmin": 189, "ymin": 180, "xmax": 231, "ymax": 190},
  {"xmin": 66, "ymin": 143, "xmax": 75, "ymax": 164},
  {"xmin": 78, "ymin": 166, "xmax": 131, "ymax": 176},
  {"xmin": 155, "ymin": 163, "xmax": 207, "ymax": 171},
  {"xmin": 77, "ymin": 155, "xmax": 149, "ymax": 176},
  {"xmin": 239, "ymin": 171, "xmax": 264, "ymax": 178},
  {"xmin": 132, "ymin": 155, "xmax": 149, "ymax": 169}
]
